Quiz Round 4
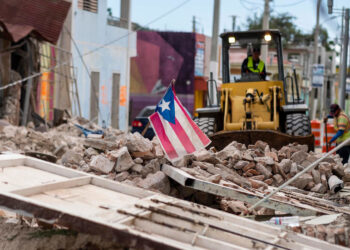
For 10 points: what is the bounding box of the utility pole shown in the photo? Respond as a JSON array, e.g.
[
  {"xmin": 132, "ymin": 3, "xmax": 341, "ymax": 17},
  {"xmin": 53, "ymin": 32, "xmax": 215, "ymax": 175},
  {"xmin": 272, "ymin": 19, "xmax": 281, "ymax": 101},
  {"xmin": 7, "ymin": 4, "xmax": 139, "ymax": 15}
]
[
  {"xmin": 261, "ymin": 0, "xmax": 269, "ymax": 63},
  {"xmin": 313, "ymin": 0, "xmax": 321, "ymax": 64},
  {"xmin": 192, "ymin": 16, "xmax": 196, "ymax": 33},
  {"xmin": 339, "ymin": 9, "xmax": 349, "ymax": 110},
  {"xmin": 209, "ymin": 0, "xmax": 220, "ymax": 106},
  {"xmin": 231, "ymin": 15, "xmax": 236, "ymax": 31},
  {"xmin": 310, "ymin": 0, "xmax": 321, "ymax": 120},
  {"xmin": 121, "ymin": 0, "xmax": 131, "ymax": 131}
]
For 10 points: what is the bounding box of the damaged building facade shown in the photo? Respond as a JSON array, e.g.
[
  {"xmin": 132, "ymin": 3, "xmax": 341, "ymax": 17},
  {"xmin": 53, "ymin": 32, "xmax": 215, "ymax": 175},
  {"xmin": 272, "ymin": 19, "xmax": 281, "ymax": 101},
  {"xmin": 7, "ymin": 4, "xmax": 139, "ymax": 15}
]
[
  {"xmin": 0, "ymin": 0, "xmax": 135, "ymax": 131},
  {"xmin": 68, "ymin": 0, "xmax": 136, "ymax": 130},
  {"xmin": 0, "ymin": 0, "xmax": 71, "ymax": 127}
]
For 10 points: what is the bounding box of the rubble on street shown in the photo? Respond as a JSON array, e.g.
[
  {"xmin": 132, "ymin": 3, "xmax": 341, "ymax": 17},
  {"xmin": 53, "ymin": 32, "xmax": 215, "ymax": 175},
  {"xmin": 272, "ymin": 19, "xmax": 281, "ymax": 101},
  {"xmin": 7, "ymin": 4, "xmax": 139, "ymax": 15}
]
[{"xmin": 1, "ymin": 117, "xmax": 350, "ymax": 247}]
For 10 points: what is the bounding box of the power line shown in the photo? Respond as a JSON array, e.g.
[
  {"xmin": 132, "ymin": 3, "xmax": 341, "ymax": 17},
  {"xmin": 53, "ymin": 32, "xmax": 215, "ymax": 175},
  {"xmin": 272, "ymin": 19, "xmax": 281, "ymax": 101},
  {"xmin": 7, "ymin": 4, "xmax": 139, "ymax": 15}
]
[
  {"xmin": 274, "ymin": 0, "xmax": 306, "ymax": 8},
  {"xmin": 83, "ymin": 0, "xmax": 191, "ymax": 57},
  {"xmin": 240, "ymin": 0, "xmax": 261, "ymax": 11},
  {"xmin": 0, "ymin": 0, "xmax": 191, "ymax": 91}
]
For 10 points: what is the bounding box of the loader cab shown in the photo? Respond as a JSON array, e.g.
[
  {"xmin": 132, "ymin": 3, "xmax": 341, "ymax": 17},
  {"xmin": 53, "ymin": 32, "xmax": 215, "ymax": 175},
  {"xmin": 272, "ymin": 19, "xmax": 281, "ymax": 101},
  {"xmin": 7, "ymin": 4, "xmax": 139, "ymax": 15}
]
[{"xmin": 220, "ymin": 30, "xmax": 286, "ymax": 95}]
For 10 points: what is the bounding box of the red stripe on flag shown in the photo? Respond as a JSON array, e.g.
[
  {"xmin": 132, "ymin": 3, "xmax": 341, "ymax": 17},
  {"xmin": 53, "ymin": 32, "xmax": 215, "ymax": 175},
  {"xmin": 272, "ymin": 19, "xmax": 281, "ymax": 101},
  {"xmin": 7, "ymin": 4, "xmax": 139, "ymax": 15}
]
[
  {"xmin": 174, "ymin": 96, "xmax": 211, "ymax": 146},
  {"xmin": 149, "ymin": 113, "xmax": 178, "ymax": 159},
  {"xmin": 169, "ymin": 117, "xmax": 196, "ymax": 153}
]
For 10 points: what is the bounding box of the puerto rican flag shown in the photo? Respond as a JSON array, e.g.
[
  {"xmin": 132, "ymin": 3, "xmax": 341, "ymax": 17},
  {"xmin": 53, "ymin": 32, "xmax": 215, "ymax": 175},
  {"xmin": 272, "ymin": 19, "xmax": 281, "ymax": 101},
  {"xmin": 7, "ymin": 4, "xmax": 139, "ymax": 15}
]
[{"xmin": 149, "ymin": 85, "xmax": 211, "ymax": 162}]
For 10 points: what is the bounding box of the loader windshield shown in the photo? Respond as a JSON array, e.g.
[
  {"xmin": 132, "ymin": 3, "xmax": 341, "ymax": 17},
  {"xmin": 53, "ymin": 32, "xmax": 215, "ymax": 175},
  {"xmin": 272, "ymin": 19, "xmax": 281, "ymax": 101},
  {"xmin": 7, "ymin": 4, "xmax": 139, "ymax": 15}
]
[{"xmin": 220, "ymin": 30, "xmax": 285, "ymax": 84}]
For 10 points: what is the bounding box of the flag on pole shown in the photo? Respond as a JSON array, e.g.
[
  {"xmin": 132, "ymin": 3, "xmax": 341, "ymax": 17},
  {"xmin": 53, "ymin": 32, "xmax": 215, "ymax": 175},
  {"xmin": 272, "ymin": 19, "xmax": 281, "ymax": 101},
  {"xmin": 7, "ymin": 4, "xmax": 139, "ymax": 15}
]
[{"xmin": 149, "ymin": 85, "xmax": 211, "ymax": 161}]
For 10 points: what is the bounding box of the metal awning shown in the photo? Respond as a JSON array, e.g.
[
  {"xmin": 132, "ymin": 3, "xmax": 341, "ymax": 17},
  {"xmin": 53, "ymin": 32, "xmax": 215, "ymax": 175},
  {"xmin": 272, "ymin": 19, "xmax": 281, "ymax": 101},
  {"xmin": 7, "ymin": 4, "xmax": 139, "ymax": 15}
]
[{"xmin": 0, "ymin": 0, "xmax": 70, "ymax": 44}]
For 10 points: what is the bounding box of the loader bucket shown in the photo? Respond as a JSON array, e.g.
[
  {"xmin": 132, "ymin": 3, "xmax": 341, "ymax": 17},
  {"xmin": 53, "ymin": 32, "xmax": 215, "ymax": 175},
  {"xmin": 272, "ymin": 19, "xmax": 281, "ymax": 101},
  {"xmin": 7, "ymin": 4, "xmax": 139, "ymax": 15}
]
[{"xmin": 210, "ymin": 130, "xmax": 314, "ymax": 152}]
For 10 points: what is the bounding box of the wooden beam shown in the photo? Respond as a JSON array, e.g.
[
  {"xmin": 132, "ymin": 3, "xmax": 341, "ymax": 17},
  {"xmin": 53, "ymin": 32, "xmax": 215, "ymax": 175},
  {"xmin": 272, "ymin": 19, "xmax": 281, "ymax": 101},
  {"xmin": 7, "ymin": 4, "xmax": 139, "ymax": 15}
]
[
  {"xmin": 24, "ymin": 156, "xmax": 84, "ymax": 178},
  {"xmin": 11, "ymin": 176, "xmax": 91, "ymax": 196},
  {"xmin": 91, "ymin": 176, "xmax": 154, "ymax": 199}
]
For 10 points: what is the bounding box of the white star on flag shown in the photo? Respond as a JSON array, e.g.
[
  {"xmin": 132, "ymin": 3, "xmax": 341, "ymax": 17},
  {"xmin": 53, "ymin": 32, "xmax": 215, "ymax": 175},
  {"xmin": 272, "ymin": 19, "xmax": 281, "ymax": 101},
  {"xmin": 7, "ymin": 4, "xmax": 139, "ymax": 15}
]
[{"xmin": 158, "ymin": 99, "xmax": 170, "ymax": 112}]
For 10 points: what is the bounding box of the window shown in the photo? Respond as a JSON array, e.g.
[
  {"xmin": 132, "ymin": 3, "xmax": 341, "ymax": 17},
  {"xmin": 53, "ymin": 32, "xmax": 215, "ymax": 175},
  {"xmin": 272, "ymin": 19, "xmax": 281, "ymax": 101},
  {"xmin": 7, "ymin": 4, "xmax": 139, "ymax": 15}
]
[{"xmin": 78, "ymin": 0, "xmax": 98, "ymax": 13}]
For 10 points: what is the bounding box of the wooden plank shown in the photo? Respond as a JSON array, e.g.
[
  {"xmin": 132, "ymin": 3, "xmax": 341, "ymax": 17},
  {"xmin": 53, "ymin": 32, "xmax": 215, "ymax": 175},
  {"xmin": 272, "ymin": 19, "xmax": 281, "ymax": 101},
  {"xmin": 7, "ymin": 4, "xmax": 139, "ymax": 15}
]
[
  {"xmin": 136, "ymin": 202, "xmax": 279, "ymax": 244},
  {"xmin": 11, "ymin": 176, "xmax": 91, "ymax": 196},
  {"xmin": 91, "ymin": 176, "xmax": 154, "ymax": 199},
  {"xmin": 151, "ymin": 197, "xmax": 281, "ymax": 235},
  {"xmin": 24, "ymin": 156, "xmax": 84, "ymax": 178},
  {"xmin": 0, "ymin": 153, "xmax": 25, "ymax": 167},
  {"xmin": 0, "ymin": 165, "xmax": 68, "ymax": 192},
  {"xmin": 162, "ymin": 164, "xmax": 328, "ymax": 216},
  {"xmin": 0, "ymin": 192, "xmax": 184, "ymax": 250},
  {"xmin": 149, "ymin": 212, "xmax": 267, "ymax": 249},
  {"xmin": 28, "ymin": 184, "xmax": 140, "ymax": 221},
  {"xmin": 132, "ymin": 218, "xmax": 245, "ymax": 250}
]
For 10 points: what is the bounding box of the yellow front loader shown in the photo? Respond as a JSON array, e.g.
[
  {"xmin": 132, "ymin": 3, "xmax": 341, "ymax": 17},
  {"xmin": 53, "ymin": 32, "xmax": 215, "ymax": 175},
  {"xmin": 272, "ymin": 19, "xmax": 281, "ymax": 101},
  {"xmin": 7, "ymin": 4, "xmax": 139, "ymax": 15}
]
[{"xmin": 194, "ymin": 30, "xmax": 314, "ymax": 151}]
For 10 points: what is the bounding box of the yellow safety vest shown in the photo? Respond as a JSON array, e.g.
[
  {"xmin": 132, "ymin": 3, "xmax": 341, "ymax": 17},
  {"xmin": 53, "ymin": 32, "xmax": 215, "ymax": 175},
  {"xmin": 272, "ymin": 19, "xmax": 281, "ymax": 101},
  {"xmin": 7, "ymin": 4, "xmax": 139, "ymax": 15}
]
[
  {"xmin": 247, "ymin": 56, "xmax": 265, "ymax": 73},
  {"xmin": 334, "ymin": 111, "xmax": 350, "ymax": 143}
]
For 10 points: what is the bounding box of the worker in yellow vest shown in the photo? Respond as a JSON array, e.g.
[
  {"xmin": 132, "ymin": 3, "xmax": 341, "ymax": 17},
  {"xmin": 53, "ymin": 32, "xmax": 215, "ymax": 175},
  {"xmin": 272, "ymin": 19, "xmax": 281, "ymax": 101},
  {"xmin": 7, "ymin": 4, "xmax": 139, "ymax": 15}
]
[
  {"xmin": 241, "ymin": 47, "xmax": 266, "ymax": 80},
  {"xmin": 324, "ymin": 104, "xmax": 350, "ymax": 164}
]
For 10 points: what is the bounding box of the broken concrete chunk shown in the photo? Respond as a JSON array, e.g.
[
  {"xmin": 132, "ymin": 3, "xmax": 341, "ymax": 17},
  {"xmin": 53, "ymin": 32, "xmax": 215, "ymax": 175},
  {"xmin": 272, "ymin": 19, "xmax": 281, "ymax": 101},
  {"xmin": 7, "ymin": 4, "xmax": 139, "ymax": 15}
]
[
  {"xmin": 311, "ymin": 183, "xmax": 327, "ymax": 194},
  {"xmin": 131, "ymin": 164, "xmax": 143, "ymax": 173},
  {"xmin": 126, "ymin": 132, "xmax": 153, "ymax": 152},
  {"xmin": 138, "ymin": 171, "xmax": 170, "ymax": 195},
  {"xmin": 278, "ymin": 159, "xmax": 292, "ymax": 173},
  {"xmin": 227, "ymin": 200, "xmax": 247, "ymax": 214},
  {"xmin": 248, "ymin": 178, "xmax": 268, "ymax": 189},
  {"xmin": 306, "ymin": 181, "xmax": 315, "ymax": 190},
  {"xmin": 264, "ymin": 178, "xmax": 273, "ymax": 185},
  {"xmin": 291, "ymin": 151, "xmax": 309, "ymax": 164},
  {"xmin": 115, "ymin": 171, "xmax": 129, "ymax": 182},
  {"xmin": 234, "ymin": 160, "xmax": 249, "ymax": 170},
  {"xmin": 343, "ymin": 167, "xmax": 350, "ymax": 181},
  {"xmin": 291, "ymin": 173, "xmax": 313, "ymax": 190},
  {"xmin": 84, "ymin": 147, "xmax": 99, "ymax": 158},
  {"xmin": 256, "ymin": 163, "xmax": 272, "ymax": 178},
  {"xmin": 242, "ymin": 161, "xmax": 255, "ymax": 172},
  {"xmin": 134, "ymin": 157, "xmax": 143, "ymax": 164},
  {"xmin": 333, "ymin": 164, "xmax": 345, "ymax": 178},
  {"xmin": 266, "ymin": 151, "xmax": 278, "ymax": 162},
  {"xmin": 290, "ymin": 163, "xmax": 298, "ymax": 177},
  {"xmin": 208, "ymin": 174, "xmax": 221, "ymax": 184},
  {"xmin": 255, "ymin": 156, "xmax": 275, "ymax": 165},
  {"xmin": 90, "ymin": 155, "xmax": 115, "ymax": 174},
  {"xmin": 61, "ymin": 150, "xmax": 83, "ymax": 166},
  {"xmin": 141, "ymin": 159, "xmax": 161, "ymax": 177},
  {"xmin": 108, "ymin": 146, "xmax": 134, "ymax": 172},
  {"xmin": 273, "ymin": 174, "xmax": 284, "ymax": 186},
  {"xmin": 311, "ymin": 169, "xmax": 321, "ymax": 184},
  {"xmin": 254, "ymin": 140, "xmax": 268, "ymax": 151},
  {"xmin": 318, "ymin": 162, "xmax": 333, "ymax": 178}
]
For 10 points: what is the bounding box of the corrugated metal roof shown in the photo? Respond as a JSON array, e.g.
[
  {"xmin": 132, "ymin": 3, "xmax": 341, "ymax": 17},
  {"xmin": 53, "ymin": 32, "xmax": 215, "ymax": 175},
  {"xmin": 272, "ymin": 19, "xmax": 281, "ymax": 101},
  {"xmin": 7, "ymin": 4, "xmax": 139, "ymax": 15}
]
[{"xmin": 0, "ymin": 0, "xmax": 71, "ymax": 44}]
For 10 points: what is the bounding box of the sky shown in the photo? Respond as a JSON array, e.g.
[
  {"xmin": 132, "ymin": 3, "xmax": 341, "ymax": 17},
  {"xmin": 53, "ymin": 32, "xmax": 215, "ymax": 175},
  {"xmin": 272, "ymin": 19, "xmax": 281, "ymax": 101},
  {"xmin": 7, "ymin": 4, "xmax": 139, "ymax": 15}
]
[{"xmin": 107, "ymin": 0, "xmax": 350, "ymax": 42}]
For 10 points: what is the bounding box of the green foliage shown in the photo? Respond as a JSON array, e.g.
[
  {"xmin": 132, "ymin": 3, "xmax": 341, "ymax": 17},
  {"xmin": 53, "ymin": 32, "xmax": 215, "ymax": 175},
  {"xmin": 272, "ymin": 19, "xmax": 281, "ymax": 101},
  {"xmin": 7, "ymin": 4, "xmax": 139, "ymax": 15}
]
[{"xmin": 246, "ymin": 12, "xmax": 332, "ymax": 50}]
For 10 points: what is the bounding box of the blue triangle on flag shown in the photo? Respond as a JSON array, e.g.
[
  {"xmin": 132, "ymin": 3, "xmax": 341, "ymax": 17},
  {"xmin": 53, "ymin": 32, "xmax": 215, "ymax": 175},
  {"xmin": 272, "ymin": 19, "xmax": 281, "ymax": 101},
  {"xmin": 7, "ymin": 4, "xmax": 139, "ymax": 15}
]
[{"xmin": 155, "ymin": 87, "xmax": 175, "ymax": 124}]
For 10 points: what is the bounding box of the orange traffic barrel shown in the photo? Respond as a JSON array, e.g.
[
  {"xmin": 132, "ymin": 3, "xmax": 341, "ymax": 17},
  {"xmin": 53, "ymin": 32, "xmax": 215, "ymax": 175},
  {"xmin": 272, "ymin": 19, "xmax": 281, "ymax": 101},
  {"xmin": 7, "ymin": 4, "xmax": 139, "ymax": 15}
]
[
  {"xmin": 311, "ymin": 120, "xmax": 321, "ymax": 147},
  {"xmin": 322, "ymin": 123, "xmax": 336, "ymax": 153}
]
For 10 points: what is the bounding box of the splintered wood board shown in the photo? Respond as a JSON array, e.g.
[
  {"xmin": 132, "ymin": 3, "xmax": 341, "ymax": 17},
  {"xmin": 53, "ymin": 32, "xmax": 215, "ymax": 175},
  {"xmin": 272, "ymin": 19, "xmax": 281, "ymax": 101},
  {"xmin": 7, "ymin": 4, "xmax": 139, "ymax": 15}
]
[{"xmin": 0, "ymin": 153, "xmax": 346, "ymax": 250}]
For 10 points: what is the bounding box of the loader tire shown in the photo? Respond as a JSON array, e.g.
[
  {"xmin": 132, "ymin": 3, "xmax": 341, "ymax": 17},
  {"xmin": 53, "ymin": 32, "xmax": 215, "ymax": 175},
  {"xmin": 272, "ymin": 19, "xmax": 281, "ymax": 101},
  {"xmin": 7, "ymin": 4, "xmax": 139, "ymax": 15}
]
[
  {"xmin": 285, "ymin": 113, "xmax": 311, "ymax": 136},
  {"xmin": 193, "ymin": 117, "xmax": 216, "ymax": 136}
]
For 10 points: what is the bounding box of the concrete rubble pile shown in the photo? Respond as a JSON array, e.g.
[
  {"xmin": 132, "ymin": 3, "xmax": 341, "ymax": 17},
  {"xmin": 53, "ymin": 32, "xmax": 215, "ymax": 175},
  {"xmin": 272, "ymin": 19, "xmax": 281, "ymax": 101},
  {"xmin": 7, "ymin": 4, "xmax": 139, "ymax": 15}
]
[
  {"xmin": 178, "ymin": 140, "xmax": 347, "ymax": 195},
  {"xmin": 1, "ymin": 117, "xmax": 350, "ymax": 247},
  {"xmin": 0, "ymin": 117, "xmax": 349, "ymax": 199}
]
